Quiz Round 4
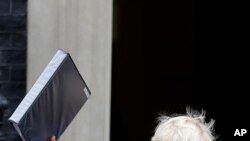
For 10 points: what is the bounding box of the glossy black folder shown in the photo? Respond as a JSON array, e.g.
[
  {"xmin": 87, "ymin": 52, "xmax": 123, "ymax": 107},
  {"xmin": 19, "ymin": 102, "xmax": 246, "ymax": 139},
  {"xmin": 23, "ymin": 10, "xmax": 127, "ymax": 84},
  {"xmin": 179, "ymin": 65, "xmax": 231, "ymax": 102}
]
[{"xmin": 9, "ymin": 50, "xmax": 91, "ymax": 141}]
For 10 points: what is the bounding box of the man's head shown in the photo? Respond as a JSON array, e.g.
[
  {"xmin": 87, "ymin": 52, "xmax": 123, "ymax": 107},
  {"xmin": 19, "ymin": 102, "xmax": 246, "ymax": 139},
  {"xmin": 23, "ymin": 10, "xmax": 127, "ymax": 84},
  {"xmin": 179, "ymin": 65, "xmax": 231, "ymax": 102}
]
[{"xmin": 151, "ymin": 109, "xmax": 215, "ymax": 141}]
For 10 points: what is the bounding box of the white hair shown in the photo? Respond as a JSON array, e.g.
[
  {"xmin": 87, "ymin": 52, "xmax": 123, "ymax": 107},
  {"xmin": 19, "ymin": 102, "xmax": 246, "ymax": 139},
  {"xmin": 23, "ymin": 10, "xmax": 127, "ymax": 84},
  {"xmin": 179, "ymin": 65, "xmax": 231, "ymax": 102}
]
[{"xmin": 151, "ymin": 108, "xmax": 215, "ymax": 141}]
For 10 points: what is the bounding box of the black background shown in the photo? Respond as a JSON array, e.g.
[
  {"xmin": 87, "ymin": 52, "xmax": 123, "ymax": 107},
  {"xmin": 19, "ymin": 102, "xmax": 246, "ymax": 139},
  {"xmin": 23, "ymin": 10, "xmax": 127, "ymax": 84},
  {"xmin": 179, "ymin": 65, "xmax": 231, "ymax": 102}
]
[{"xmin": 111, "ymin": 0, "xmax": 249, "ymax": 141}]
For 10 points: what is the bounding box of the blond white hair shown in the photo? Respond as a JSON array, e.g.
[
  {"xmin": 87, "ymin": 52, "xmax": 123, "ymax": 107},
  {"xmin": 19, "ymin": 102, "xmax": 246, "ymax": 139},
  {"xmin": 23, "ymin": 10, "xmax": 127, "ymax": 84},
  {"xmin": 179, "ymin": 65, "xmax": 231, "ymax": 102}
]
[{"xmin": 151, "ymin": 109, "xmax": 215, "ymax": 141}]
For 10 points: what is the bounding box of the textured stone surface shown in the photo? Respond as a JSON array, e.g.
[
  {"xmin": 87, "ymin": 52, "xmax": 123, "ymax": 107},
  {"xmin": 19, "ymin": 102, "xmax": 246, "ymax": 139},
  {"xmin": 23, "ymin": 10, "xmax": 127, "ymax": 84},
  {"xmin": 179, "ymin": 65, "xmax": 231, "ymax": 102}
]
[
  {"xmin": 0, "ymin": 0, "xmax": 27, "ymax": 140},
  {"xmin": 0, "ymin": 33, "xmax": 10, "ymax": 48},
  {"xmin": 12, "ymin": 32, "xmax": 26, "ymax": 48},
  {"xmin": 0, "ymin": 0, "xmax": 10, "ymax": 14},
  {"xmin": 10, "ymin": 65, "xmax": 26, "ymax": 81},
  {"xmin": 0, "ymin": 16, "xmax": 26, "ymax": 31},
  {"xmin": 0, "ymin": 65, "xmax": 9, "ymax": 81},
  {"xmin": 0, "ymin": 50, "xmax": 26, "ymax": 64},
  {"xmin": 13, "ymin": 0, "xmax": 27, "ymax": 14}
]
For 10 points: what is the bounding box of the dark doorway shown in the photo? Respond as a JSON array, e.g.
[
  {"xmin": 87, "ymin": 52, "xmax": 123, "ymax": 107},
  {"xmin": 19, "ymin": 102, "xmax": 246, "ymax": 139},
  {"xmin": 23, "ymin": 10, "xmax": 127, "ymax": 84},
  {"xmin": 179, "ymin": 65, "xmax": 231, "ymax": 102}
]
[{"xmin": 111, "ymin": 1, "xmax": 249, "ymax": 141}]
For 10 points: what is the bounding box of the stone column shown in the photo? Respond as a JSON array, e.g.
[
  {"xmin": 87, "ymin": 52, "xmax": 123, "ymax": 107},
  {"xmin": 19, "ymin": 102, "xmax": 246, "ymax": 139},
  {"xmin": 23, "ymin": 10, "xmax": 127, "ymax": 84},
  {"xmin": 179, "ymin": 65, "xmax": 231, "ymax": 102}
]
[{"xmin": 27, "ymin": 0, "xmax": 112, "ymax": 140}]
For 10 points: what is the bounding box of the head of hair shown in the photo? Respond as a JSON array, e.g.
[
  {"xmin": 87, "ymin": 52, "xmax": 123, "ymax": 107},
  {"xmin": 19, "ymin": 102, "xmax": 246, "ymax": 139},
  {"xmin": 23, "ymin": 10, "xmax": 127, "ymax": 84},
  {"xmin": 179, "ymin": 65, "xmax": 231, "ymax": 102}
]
[{"xmin": 151, "ymin": 108, "xmax": 215, "ymax": 141}]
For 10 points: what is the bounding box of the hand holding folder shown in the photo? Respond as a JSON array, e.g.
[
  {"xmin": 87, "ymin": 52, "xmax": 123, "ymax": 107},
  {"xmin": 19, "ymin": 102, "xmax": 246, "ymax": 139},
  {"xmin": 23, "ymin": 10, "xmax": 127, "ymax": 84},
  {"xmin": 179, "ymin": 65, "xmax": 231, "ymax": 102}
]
[
  {"xmin": 50, "ymin": 136, "xmax": 56, "ymax": 141},
  {"xmin": 9, "ymin": 49, "xmax": 91, "ymax": 141}
]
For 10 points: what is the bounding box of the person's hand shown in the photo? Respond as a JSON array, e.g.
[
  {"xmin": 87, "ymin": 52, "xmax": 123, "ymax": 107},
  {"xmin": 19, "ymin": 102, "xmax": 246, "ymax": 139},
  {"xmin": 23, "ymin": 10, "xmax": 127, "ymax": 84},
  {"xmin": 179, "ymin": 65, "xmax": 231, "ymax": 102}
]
[{"xmin": 50, "ymin": 136, "xmax": 56, "ymax": 141}]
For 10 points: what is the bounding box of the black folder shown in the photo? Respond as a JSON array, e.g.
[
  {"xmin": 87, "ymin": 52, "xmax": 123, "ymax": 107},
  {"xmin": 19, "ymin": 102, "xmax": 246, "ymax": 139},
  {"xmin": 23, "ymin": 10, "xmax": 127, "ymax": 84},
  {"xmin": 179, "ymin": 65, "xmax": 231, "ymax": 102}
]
[{"xmin": 9, "ymin": 49, "xmax": 91, "ymax": 141}]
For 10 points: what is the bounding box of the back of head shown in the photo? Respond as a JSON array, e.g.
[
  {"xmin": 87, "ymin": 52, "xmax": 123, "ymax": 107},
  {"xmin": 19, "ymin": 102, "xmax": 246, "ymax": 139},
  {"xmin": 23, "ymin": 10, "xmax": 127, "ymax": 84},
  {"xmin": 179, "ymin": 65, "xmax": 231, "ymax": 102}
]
[{"xmin": 151, "ymin": 109, "xmax": 215, "ymax": 141}]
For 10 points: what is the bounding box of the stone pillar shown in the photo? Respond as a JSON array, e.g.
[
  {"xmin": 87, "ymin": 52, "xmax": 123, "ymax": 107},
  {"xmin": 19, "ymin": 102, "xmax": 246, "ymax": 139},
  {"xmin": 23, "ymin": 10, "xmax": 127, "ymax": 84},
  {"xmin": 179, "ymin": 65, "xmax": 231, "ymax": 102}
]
[{"xmin": 27, "ymin": 0, "xmax": 112, "ymax": 141}]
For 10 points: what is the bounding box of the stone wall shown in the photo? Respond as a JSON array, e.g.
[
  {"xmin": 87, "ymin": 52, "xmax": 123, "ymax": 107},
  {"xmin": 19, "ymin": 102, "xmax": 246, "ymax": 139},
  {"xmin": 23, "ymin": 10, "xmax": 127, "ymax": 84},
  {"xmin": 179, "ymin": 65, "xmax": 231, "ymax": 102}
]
[{"xmin": 0, "ymin": 0, "xmax": 27, "ymax": 140}]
